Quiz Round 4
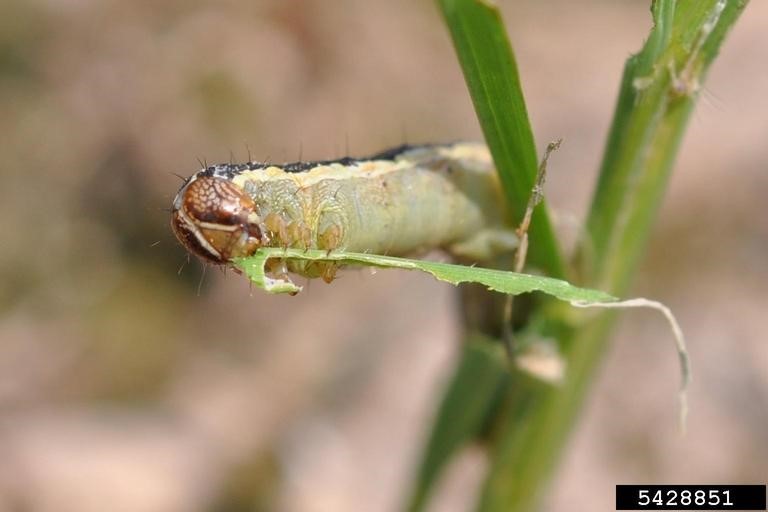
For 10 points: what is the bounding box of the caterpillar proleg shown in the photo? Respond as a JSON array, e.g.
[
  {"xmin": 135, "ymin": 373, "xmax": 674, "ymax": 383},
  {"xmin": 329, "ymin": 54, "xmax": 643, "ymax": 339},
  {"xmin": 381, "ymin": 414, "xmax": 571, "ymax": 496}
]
[{"xmin": 171, "ymin": 143, "xmax": 518, "ymax": 282}]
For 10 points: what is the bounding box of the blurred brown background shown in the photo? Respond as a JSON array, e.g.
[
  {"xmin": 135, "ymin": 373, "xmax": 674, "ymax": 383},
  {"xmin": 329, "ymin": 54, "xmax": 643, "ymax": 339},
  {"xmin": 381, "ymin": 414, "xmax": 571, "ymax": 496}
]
[{"xmin": 0, "ymin": 0, "xmax": 766, "ymax": 511}]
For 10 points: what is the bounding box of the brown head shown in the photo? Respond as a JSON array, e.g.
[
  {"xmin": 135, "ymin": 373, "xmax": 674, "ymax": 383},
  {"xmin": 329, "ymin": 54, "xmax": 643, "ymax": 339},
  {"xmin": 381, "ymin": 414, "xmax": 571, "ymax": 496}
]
[{"xmin": 171, "ymin": 175, "xmax": 264, "ymax": 264}]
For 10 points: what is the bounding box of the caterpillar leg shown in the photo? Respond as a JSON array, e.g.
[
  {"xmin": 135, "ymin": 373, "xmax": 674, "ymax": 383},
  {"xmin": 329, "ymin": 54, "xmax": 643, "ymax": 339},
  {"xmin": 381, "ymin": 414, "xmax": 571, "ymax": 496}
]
[
  {"xmin": 264, "ymin": 213, "xmax": 289, "ymax": 248},
  {"xmin": 320, "ymin": 262, "xmax": 338, "ymax": 284},
  {"xmin": 297, "ymin": 261, "xmax": 338, "ymax": 283},
  {"xmin": 318, "ymin": 224, "xmax": 342, "ymax": 255},
  {"xmin": 315, "ymin": 224, "xmax": 342, "ymax": 282},
  {"xmin": 287, "ymin": 221, "xmax": 312, "ymax": 250}
]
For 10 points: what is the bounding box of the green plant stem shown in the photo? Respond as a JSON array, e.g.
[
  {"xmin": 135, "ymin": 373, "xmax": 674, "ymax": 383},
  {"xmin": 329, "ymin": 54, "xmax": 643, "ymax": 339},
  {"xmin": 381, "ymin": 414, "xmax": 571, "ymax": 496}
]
[
  {"xmin": 478, "ymin": 1, "xmax": 749, "ymax": 511},
  {"xmin": 407, "ymin": 2, "xmax": 568, "ymax": 508}
]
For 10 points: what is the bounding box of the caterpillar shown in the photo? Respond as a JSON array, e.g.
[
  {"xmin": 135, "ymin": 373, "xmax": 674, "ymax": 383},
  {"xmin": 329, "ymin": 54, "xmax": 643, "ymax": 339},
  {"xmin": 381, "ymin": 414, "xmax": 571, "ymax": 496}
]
[{"xmin": 171, "ymin": 143, "xmax": 518, "ymax": 282}]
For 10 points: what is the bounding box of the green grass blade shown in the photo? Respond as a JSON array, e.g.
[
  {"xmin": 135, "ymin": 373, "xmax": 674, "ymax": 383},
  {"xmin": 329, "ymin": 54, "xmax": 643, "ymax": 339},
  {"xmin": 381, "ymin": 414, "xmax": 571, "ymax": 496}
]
[
  {"xmin": 437, "ymin": 0, "xmax": 565, "ymax": 278},
  {"xmin": 405, "ymin": 337, "xmax": 508, "ymax": 512},
  {"xmin": 234, "ymin": 249, "xmax": 614, "ymax": 303}
]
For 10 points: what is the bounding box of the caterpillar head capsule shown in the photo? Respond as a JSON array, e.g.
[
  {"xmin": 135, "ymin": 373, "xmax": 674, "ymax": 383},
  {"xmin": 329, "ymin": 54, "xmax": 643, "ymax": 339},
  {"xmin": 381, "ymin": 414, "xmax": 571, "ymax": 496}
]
[{"xmin": 171, "ymin": 176, "xmax": 264, "ymax": 264}]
